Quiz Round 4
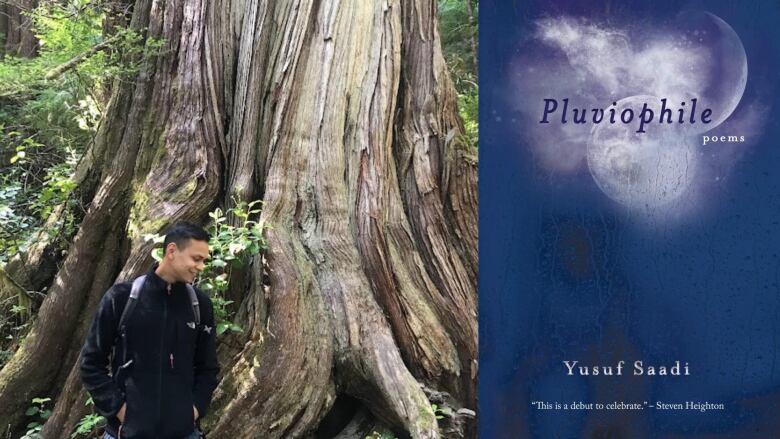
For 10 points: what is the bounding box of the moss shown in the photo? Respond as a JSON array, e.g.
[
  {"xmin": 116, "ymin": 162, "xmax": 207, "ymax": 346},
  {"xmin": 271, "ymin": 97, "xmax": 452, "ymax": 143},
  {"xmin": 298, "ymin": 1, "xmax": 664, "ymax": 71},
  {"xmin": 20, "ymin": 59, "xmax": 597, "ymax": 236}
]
[
  {"xmin": 169, "ymin": 178, "xmax": 197, "ymax": 204},
  {"xmin": 126, "ymin": 183, "xmax": 166, "ymax": 239},
  {"xmin": 126, "ymin": 175, "xmax": 198, "ymax": 240},
  {"xmin": 415, "ymin": 396, "xmax": 437, "ymax": 427}
]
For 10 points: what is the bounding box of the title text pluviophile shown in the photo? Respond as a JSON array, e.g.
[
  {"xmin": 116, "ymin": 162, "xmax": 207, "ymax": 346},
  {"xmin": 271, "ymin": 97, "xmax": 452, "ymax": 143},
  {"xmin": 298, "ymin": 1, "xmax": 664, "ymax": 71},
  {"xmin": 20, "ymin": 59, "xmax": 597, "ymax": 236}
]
[{"xmin": 539, "ymin": 98, "xmax": 713, "ymax": 133}]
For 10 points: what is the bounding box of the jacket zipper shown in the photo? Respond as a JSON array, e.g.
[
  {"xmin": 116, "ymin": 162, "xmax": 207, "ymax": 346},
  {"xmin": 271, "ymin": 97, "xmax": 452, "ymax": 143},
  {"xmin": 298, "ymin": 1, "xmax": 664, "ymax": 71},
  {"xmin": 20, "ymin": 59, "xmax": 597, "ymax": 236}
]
[
  {"xmin": 170, "ymin": 284, "xmax": 176, "ymax": 369},
  {"xmin": 171, "ymin": 323, "xmax": 177, "ymax": 369},
  {"xmin": 157, "ymin": 284, "xmax": 169, "ymax": 430}
]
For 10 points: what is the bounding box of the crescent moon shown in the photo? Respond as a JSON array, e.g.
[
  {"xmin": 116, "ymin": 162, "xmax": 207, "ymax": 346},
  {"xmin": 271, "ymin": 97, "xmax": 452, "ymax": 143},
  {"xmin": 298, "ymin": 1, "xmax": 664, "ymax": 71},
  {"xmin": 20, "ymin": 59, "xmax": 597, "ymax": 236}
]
[{"xmin": 677, "ymin": 11, "xmax": 748, "ymax": 132}]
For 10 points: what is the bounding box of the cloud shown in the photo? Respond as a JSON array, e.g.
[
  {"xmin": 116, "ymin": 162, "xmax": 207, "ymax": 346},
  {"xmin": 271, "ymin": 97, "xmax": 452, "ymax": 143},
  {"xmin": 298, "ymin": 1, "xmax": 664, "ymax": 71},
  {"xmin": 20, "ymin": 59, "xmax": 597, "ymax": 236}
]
[
  {"xmin": 506, "ymin": 14, "xmax": 760, "ymax": 217},
  {"xmin": 534, "ymin": 17, "xmax": 708, "ymax": 105}
]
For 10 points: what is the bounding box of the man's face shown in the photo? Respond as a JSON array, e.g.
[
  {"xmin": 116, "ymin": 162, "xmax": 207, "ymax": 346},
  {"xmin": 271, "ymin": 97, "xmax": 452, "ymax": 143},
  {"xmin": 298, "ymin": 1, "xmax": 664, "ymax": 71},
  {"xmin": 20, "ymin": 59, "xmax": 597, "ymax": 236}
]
[{"xmin": 166, "ymin": 239, "xmax": 209, "ymax": 283}]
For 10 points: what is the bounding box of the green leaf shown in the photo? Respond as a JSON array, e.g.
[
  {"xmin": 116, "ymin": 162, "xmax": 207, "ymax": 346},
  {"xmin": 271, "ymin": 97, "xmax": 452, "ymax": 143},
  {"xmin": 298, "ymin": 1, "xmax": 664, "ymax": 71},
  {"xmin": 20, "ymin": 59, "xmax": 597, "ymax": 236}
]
[{"xmin": 26, "ymin": 407, "xmax": 39, "ymax": 416}]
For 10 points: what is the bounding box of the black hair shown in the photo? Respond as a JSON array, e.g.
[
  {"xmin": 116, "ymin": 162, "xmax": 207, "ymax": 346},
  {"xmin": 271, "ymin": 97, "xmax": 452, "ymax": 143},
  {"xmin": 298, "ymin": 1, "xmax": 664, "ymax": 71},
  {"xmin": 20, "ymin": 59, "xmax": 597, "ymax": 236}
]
[{"xmin": 163, "ymin": 222, "xmax": 210, "ymax": 249}]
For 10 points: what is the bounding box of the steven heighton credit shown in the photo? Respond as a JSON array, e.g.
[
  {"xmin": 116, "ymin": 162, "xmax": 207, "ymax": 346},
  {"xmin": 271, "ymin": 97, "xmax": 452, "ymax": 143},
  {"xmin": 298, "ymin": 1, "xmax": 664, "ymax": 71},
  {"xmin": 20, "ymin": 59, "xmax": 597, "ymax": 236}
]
[{"xmin": 563, "ymin": 360, "xmax": 690, "ymax": 376}]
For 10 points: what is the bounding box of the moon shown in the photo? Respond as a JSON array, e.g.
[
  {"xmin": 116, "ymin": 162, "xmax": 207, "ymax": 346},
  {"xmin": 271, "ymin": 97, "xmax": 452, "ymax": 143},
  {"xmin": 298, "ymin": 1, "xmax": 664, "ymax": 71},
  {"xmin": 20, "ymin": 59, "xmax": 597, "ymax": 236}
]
[
  {"xmin": 675, "ymin": 11, "xmax": 748, "ymax": 132},
  {"xmin": 587, "ymin": 96, "xmax": 698, "ymax": 209}
]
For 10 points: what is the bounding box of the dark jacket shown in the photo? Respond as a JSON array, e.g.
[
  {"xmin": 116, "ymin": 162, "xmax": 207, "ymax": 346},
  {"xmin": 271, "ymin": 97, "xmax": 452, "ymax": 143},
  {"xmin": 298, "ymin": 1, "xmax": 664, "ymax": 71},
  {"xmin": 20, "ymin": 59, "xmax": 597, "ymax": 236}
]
[{"xmin": 80, "ymin": 268, "xmax": 220, "ymax": 439}]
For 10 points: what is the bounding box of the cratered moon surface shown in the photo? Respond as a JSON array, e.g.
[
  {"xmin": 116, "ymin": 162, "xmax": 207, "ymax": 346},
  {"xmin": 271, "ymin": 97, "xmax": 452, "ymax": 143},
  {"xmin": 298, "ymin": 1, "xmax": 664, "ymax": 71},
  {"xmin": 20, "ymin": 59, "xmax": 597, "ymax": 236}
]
[{"xmin": 587, "ymin": 96, "xmax": 698, "ymax": 209}]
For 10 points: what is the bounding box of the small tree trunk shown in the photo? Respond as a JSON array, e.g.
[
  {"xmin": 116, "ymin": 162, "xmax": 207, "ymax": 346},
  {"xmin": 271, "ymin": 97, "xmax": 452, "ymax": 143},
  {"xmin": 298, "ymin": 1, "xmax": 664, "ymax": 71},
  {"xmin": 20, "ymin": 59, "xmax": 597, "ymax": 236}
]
[
  {"xmin": 99, "ymin": 0, "xmax": 133, "ymax": 104},
  {"xmin": 3, "ymin": 1, "xmax": 20, "ymax": 55},
  {"xmin": 3, "ymin": 204, "xmax": 67, "ymax": 296},
  {"xmin": 0, "ymin": 4, "xmax": 8, "ymax": 56},
  {"xmin": 2, "ymin": 0, "xmax": 37, "ymax": 57},
  {"xmin": 0, "ymin": 266, "xmax": 30, "ymax": 319},
  {"xmin": 465, "ymin": 0, "xmax": 478, "ymax": 78}
]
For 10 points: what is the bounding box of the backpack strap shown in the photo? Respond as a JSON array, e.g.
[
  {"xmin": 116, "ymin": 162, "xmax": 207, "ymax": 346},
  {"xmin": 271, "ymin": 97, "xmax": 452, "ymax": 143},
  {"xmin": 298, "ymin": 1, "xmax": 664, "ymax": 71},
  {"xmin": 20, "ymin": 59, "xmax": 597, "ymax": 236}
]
[
  {"xmin": 114, "ymin": 275, "xmax": 146, "ymax": 372},
  {"xmin": 186, "ymin": 283, "xmax": 201, "ymax": 326},
  {"xmin": 118, "ymin": 275, "xmax": 146, "ymax": 333},
  {"xmin": 117, "ymin": 274, "xmax": 200, "ymax": 329}
]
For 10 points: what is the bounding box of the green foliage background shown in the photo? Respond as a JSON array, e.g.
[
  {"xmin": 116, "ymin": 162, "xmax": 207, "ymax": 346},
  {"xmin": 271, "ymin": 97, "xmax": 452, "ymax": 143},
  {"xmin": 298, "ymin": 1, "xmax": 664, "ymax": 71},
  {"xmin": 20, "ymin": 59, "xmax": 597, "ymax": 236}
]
[{"xmin": 439, "ymin": 0, "xmax": 478, "ymax": 152}]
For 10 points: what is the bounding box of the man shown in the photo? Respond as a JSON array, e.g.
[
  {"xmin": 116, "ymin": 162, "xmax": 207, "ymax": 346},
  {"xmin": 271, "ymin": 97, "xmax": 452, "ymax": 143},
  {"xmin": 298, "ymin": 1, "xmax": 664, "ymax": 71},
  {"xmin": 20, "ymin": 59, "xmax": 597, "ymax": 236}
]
[{"xmin": 81, "ymin": 222, "xmax": 220, "ymax": 439}]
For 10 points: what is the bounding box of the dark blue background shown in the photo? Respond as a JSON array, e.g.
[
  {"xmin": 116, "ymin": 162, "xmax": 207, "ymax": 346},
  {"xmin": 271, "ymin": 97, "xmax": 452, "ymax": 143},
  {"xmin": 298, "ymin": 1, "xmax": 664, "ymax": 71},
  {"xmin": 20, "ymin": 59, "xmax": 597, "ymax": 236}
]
[{"xmin": 479, "ymin": 1, "xmax": 780, "ymax": 438}]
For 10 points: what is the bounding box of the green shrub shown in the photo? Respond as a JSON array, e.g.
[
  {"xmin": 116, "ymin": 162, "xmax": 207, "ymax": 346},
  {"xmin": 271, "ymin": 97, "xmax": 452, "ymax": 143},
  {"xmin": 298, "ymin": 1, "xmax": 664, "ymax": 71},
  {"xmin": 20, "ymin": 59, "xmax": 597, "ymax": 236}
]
[
  {"xmin": 71, "ymin": 398, "xmax": 106, "ymax": 438},
  {"xmin": 21, "ymin": 397, "xmax": 52, "ymax": 439},
  {"xmin": 147, "ymin": 199, "xmax": 268, "ymax": 334}
]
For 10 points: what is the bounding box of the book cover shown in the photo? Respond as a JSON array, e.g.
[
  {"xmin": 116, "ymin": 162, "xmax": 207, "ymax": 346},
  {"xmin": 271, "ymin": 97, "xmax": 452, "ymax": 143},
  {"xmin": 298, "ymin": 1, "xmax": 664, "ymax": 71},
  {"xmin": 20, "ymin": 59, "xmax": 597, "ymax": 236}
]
[{"xmin": 480, "ymin": 1, "xmax": 780, "ymax": 437}]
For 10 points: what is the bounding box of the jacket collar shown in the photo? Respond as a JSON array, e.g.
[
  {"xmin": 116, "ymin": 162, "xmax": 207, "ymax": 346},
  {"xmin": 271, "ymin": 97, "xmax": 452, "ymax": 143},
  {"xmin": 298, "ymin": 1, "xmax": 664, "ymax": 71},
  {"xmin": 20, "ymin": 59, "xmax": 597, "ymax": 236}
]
[{"xmin": 146, "ymin": 263, "xmax": 181, "ymax": 293}]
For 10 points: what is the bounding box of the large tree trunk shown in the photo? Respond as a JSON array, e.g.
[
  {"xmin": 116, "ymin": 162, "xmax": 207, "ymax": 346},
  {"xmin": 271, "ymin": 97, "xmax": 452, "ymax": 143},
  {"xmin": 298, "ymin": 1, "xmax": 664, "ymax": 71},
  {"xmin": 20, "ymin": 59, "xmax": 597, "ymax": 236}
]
[{"xmin": 0, "ymin": 1, "xmax": 477, "ymax": 438}]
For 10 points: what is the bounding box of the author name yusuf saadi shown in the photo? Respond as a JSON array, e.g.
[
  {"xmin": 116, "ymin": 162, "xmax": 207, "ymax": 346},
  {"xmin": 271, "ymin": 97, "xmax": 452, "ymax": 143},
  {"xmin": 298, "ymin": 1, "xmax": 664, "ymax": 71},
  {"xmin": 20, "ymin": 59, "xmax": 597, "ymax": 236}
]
[{"xmin": 563, "ymin": 360, "xmax": 690, "ymax": 376}]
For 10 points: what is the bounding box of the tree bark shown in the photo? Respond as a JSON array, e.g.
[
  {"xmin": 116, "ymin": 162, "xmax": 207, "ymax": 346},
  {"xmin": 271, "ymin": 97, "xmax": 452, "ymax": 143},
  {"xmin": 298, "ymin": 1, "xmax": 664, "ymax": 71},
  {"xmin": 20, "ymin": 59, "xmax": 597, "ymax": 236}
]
[
  {"xmin": 0, "ymin": 0, "xmax": 477, "ymax": 438},
  {"xmin": 395, "ymin": 0, "xmax": 478, "ymax": 406},
  {"xmin": 2, "ymin": 0, "xmax": 38, "ymax": 57},
  {"xmin": 0, "ymin": 4, "xmax": 7, "ymax": 56},
  {"xmin": 99, "ymin": 0, "xmax": 134, "ymax": 104},
  {"xmin": 0, "ymin": 265, "xmax": 30, "ymax": 320}
]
